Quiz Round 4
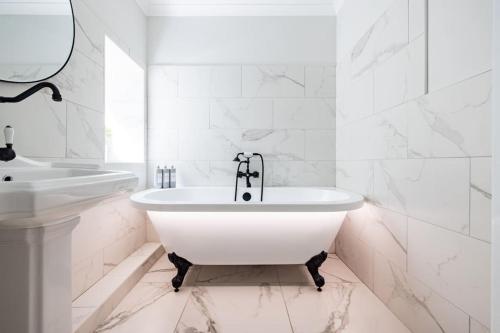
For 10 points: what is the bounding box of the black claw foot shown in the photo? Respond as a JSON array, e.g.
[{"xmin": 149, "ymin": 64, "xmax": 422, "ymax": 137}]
[
  {"xmin": 305, "ymin": 251, "xmax": 328, "ymax": 292},
  {"xmin": 168, "ymin": 252, "xmax": 193, "ymax": 292}
]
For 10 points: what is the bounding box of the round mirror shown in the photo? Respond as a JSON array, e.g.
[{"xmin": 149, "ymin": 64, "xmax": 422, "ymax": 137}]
[{"xmin": 0, "ymin": 0, "xmax": 75, "ymax": 83}]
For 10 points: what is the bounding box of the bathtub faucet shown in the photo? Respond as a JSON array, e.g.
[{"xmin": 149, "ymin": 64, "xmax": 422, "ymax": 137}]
[{"xmin": 233, "ymin": 152, "xmax": 264, "ymax": 202}]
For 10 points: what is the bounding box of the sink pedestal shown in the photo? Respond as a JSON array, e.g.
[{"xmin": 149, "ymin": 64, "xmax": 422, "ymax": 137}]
[{"xmin": 0, "ymin": 217, "xmax": 79, "ymax": 333}]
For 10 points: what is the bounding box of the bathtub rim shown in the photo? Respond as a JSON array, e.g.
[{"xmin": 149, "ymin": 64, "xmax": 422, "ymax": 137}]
[{"xmin": 130, "ymin": 187, "xmax": 364, "ymax": 212}]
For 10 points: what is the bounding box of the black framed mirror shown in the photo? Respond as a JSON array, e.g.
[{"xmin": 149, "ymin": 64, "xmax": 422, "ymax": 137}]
[{"xmin": 0, "ymin": 0, "xmax": 75, "ymax": 83}]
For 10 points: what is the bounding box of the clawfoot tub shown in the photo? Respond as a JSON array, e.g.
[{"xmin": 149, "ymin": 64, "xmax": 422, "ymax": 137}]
[{"xmin": 131, "ymin": 187, "xmax": 363, "ymax": 291}]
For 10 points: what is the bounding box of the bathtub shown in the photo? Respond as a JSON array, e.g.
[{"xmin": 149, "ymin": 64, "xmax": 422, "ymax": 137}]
[{"xmin": 131, "ymin": 187, "xmax": 363, "ymax": 264}]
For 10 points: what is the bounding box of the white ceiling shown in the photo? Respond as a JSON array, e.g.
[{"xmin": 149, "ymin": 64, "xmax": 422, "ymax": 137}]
[{"xmin": 136, "ymin": 0, "xmax": 342, "ymax": 16}]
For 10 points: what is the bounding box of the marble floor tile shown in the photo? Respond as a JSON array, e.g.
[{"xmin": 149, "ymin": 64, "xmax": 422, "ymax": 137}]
[
  {"xmin": 98, "ymin": 254, "xmax": 410, "ymax": 333},
  {"xmin": 175, "ymin": 284, "xmax": 292, "ymax": 333},
  {"xmin": 282, "ymin": 283, "xmax": 410, "ymax": 333}
]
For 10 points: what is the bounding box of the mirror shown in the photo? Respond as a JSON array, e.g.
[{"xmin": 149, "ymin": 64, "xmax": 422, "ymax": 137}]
[{"xmin": 0, "ymin": 0, "xmax": 75, "ymax": 83}]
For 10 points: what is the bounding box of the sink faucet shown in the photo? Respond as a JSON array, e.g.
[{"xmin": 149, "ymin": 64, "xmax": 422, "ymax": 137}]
[
  {"xmin": 0, "ymin": 126, "xmax": 16, "ymax": 162},
  {"xmin": 0, "ymin": 82, "xmax": 62, "ymax": 103},
  {"xmin": 233, "ymin": 152, "xmax": 264, "ymax": 202}
]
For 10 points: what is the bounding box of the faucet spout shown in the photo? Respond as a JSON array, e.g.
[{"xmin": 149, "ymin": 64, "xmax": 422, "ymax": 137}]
[{"xmin": 0, "ymin": 82, "xmax": 62, "ymax": 103}]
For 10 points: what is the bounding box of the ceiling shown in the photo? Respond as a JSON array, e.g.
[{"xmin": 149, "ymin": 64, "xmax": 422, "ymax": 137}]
[{"xmin": 135, "ymin": 0, "xmax": 342, "ymax": 16}]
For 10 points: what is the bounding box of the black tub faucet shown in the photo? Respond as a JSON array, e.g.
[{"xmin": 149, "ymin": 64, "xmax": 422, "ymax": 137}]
[
  {"xmin": 0, "ymin": 126, "xmax": 16, "ymax": 162},
  {"xmin": 233, "ymin": 152, "xmax": 264, "ymax": 202}
]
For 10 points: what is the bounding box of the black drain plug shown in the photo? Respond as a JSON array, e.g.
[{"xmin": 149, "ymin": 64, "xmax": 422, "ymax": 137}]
[{"xmin": 242, "ymin": 192, "xmax": 252, "ymax": 201}]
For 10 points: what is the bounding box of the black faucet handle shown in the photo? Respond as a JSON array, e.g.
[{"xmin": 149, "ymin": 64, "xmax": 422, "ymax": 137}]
[
  {"xmin": 251, "ymin": 171, "xmax": 259, "ymax": 178},
  {"xmin": 4, "ymin": 126, "xmax": 13, "ymax": 147}
]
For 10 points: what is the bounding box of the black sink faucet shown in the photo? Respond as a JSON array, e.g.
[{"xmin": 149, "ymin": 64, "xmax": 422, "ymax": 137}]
[
  {"xmin": 233, "ymin": 152, "xmax": 264, "ymax": 202},
  {"xmin": 0, "ymin": 126, "xmax": 16, "ymax": 162},
  {"xmin": 0, "ymin": 82, "xmax": 62, "ymax": 103}
]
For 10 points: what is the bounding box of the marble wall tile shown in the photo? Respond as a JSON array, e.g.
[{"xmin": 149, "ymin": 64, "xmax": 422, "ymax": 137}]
[
  {"xmin": 271, "ymin": 161, "xmax": 336, "ymax": 186},
  {"xmin": 408, "ymin": 72, "xmax": 491, "ymax": 158},
  {"xmin": 373, "ymin": 252, "xmax": 470, "ymax": 333},
  {"xmin": 470, "ymin": 158, "xmax": 492, "ymax": 242},
  {"xmin": 336, "ymin": 63, "xmax": 374, "ymax": 127},
  {"xmin": 374, "ymin": 35, "xmax": 426, "ymax": 113},
  {"xmin": 336, "ymin": 160, "xmax": 374, "ymax": 197},
  {"xmin": 470, "ymin": 318, "xmax": 490, "ymax": 333},
  {"xmin": 147, "ymin": 128, "xmax": 178, "ymax": 161},
  {"xmin": 409, "ymin": 0, "xmax": 426, "ymax": 41},
  {"xmin": 337, "ymin": 103, "xmax": 407, "ymax": 160},
  {"xmin": 148, "ymin": 98, "xmax": 210, "ymax": 130},
  {"xmin": 336, "ymin": 217, "xmax": 375, "ymax": 289},
  {"xmin": 67, "ymin": 103, "xmax": 105, "ymax": 159},
  {"xmin": 242, "ymin": 65, "xmax": 305, "ymax": 97},
  {"xmin": 273, "ymin": 99, "xmax": 335, "ymax": 129},
  {"xmin": 148, "ymin": 66, "xmax": 179, "ymax": 99},
  {"xmin": 51, "ymin": 49, "xmax": 104, "ymax": 113},
  {"xmin": 348, "ymin": 204, "xmax": 407, "ymax": 270},
  {"xmin": 72, "ymin": 0, "xmax": 105, "ymax": 67},
  {"xmin": 72, "ymin": 251, "xmax": 104, "ymax": 300},
  {"xmin": 0, "ymin": 93, "xmax": 66, "ymax": 158},
  {"xmin": 428, "ymin": 0, "xmax": 492, "ymax": 92},
  {"xmin": 350, "ymin": 0, "xmax": 409, "ymax": 78},
  {"xmin": 210, "ymin": 99, "xmax": 273, "ymax": 129},
  {"xmin": 178, "ymin": 66, "xmax": 241, "ymax": 98},
  {"xmin": 305, "ymin": 65, "xmax": 336, "ymax": 97},
  {"xmin": 407, "ymin": 218, "xmax": 491, "ymax": 327},
  {"xmin": 305, "ymin": 130, "xmax": 336, "ymax": 160},
  {"xmin": 373, "ymin": 158, "xmax": 470, "ymax": 234}
]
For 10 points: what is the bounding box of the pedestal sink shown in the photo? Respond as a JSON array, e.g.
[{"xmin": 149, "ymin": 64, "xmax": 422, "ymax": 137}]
[{"xmin": 0, "ymin": 157, "xmax": 138, "ymax": 333}]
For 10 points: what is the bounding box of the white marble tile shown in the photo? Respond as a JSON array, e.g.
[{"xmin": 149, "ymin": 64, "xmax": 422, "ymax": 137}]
[
  {"xmin": 50, "ymin": 49, "xmax": 104, "ymax": 112},
  {"xmin": 373, "ymin": 158, "xmax": 470, "ymax": 234},
  {"xmin": 95, "ymin": 283, "xmax": 190, "ymax": 333},
  {"xmin": 178, "ymin": 66, "xmax": 241, "ymax": 98},
  {"xmin": 350, "ymin": 0, "xmax": 409, "ymax": 78},
  {"xmin": 282, "ymin": 282, "xmax": 410, "ymax": 333},
  {"xmin": 271, "ymin": 161, "xmax": 336, "ymax": 187},
  {"xmin": 196, "ymin": 265, "xmax": 279, "ymax": 284},
  {"xmin": 149, "ymin": 98, "xmax": 210, "ymax": 130},
  {"xmin": 72, "ymin": 251, "xmax": 104, "ymax": 300},
  {"xmin": 470, "ymin": 318, "xmax": 490, "ymax": 333},
  {"xmin": 305, "ymin": 65, "xmax": 336, "ymax": 97},
  {"xmin": 409, "ymin": 0, "xmax": 426, "ymax": 40},
  {"xmin": 407, "ymin": 72, "xmax": 491, "ymax": 158},
  {"xmin": 470, "ymin": 157, "xmax": 492, "ymax": 242},
  {"xmin": 72, "ymin": 0, "xmax": 104, "ymax": 67},
  {"xmin": 428, "ymin": 0, "xmax": 492, "ymax": 92},
  {"xmin": 148, "ymin": 65, "xmax": 178, "ymax": 99},
  {"xmin": 103, "ymin": 230, "xmax": 147, "ymax": 274},
  {"xmin": 242, "ymin": 65, "xmax": 305, "ymax": 97},
  {"xmin": 336, "ymin": 63, "xmax": 374, "ymax": 127},
  {"xmin": 176, "ymin": 285, "xmax": 292, "ymax": 333},
  {"xmin": 337, "ymin": 103, "xmax": 407, "ymax": 160},
  {"xmin": 178, "ymin": 129, "xmax": 240, "ymax": 161},
  {"xmin": 373, "ymin": 252, "xmax": 470, "ymax": 333},
  {"xmin": 0, "ymin": 91, "xmax": 66, "ymax": 158},
  {"xmin": 336, "ymin": 160, "xmax": 374, "ymax": 198},
  {"xmin": 277, "ymin": 254, "xmax": 360, "ymax": 285},
  {"xmin": 348, "ymin": 204, "xmax": 407, "ymax": 270},
  {"xmin": 305, "ymin": 130, "xmax": 336, "ymax": 160},
  {"xmin": 407, "ymin": 218, "xmax": 491, "ymax": 327},
  {"xmin": 273, "ymin": 99, "xmax": 335, "ymax": 129},
  {"xmin": 374, "ymin": 35, "xmax": 426, "ymax": 113},
  {"xmin": 210, "ymin": 99, "xmax": 273, "ymax": 129},
  {"xmin": 67, "ymin": 103, "xmax": 105, "ymax": 159},
  {"xmin": 140, "ymin": 255, "xmax": 177, "ymax": 284},
  {"xmin": 336, "ymin": 220, "xmax": 375, "ymax": 289},
  {"xmin": 147, "ymin": 128, "xmax": 178, "ymax": 161}
]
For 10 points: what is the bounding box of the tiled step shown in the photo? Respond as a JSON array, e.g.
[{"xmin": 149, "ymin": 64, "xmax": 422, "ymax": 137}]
[{"xmin": 72, "ymin": 243, "xmax": 165, "ymax": 333}]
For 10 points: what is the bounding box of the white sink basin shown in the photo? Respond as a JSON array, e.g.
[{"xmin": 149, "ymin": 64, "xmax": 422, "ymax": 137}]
[{"xmin": 0, "ymin": 161, "xmax": 138, "ymax": 228}]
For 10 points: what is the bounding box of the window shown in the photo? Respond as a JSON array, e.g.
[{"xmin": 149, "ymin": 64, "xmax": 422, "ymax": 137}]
[{"xmin": 105, "ymin": 36, "xmax": 145, "ymax": 163}]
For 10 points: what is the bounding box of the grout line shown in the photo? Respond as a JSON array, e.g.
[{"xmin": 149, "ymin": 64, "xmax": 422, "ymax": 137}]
[
  {"xmin": 424, "ymin": 0, "xmax": 429, "ymax": 94},
  {"xmin": 278, "ymin": 283, "xmax": 296, "ymax": 333}
]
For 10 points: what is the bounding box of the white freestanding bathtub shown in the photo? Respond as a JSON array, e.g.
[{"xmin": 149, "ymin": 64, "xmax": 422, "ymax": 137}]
[{"xmin": 132, "ymin": 186, "xmax": 362, "ymax": 288}]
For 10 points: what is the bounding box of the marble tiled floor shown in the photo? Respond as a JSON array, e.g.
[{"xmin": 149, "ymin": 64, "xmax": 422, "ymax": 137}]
[{"xmin": 95, "ymin": 254, "xmax": 410, "ymax": 333}]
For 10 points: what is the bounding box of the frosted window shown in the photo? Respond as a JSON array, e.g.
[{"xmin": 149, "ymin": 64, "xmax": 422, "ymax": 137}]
[{"xmin": 105, "ymin": 36, "xmax": 145, "ymax": 163}]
